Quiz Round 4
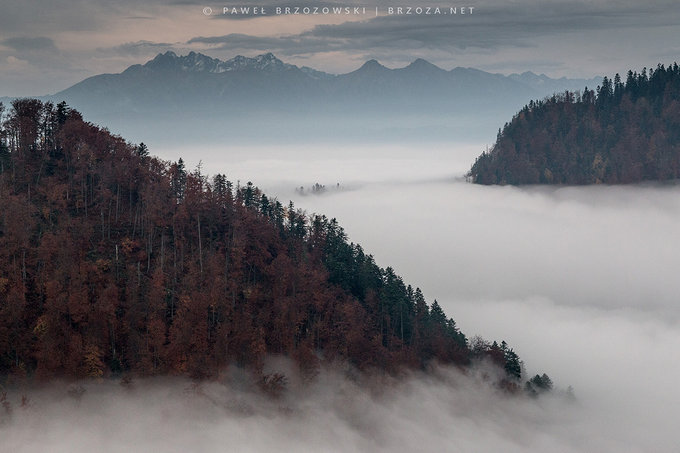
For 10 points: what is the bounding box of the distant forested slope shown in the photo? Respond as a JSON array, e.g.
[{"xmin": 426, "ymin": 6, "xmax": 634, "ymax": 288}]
[{"xmin": 468, "ymin": 63, "xmax": 680, "ymax": 185}]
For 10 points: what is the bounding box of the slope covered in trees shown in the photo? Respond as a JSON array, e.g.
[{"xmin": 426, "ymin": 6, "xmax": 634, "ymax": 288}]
[
  {"xmin": 0, "ymin": 99, "xmax": 530, "ymax": 388},
  {"xmin": 468, "ymin": 63, "xmax": 680, "ymax": 185}
]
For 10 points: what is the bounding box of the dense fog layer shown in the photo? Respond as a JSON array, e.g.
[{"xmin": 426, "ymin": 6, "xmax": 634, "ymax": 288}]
[
  {"xmin": 0, "ymin": 364, "xmax": 623, "ymax": 453},
  {"xmin": 2, "ymin": 143, "xmax": 678, "ymax": 451},
  {"xmin": 294, "ymin": 180, "xmax": 680, "ymax": 314},
  {"xmin": 204, "ymin": 143, "xmax": 679, "ymax": 451}
]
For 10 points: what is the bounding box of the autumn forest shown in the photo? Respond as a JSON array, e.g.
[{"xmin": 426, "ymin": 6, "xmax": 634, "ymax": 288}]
[{"xmin": 0, "ymin": 100, "xmax": 535, "ymax": 390}]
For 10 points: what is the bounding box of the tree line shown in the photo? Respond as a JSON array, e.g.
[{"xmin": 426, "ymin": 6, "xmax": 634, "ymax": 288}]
[{"xmin": 468, "ymin": 62, "xmax": 680, "ymax": 184}]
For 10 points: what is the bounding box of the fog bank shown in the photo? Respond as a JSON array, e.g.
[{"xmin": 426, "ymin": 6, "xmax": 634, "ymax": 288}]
[
  {"xmin": 290, "ymin": 178, "xmax": 680, "ymax": 313},
  {"xmin": 0, "ymin": 365, "xmax": 609, "ymax": 453},
  {"xmin": 4, "ymin": 143, "xmax": 676, "ymax": 451},
  {"xmin": 191, "ymin": 145, "xmax": 679, "ymax": 452}
]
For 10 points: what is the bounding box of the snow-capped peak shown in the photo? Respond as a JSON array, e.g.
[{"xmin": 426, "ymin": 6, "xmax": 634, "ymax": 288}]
[{"xmin": 144, "ymin": 51, "xmax": 295, "ymax": 73}]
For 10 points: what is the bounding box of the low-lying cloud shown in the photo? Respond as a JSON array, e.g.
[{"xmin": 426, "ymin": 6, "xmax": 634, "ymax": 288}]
[
  {"xmin": 291, "ymin": 178, "xmax": 680, "ymax": 315},
  {"xmin": 2, "ymin": 143, "xmax": 678, "ymax": 451},
  {"xmin": 162, "ymin": 142, "xmax": 680, "ymax": 451},
  {"xmin": 0, "ymin": 364, "xmax": 594, "ymax": 453}
]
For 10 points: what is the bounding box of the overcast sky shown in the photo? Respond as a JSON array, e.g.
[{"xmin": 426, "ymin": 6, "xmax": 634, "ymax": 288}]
[{"xmin": 1, "ymin": 0, "xmax": 679, "ymax": 95}]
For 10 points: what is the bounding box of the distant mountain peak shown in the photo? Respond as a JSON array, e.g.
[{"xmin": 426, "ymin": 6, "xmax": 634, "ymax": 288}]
[
  {"xmin": 144, "ymin": 50, "xmax": 219, "ymax": 72},
  {"xmin": 259, "ymin": 52, "xmax": 277, "ymax": 60},
  {"xmin": 358, "ymin": 59, "xmax": 388, "ymax": 71},
  {"xmin": 410, "ymin": 58, "xmax": 429, "ymax": 65},
  {"xmin": 140, "ymin": 51, "xmax": 295, "ymax": 74},
  {"xmin": 508, "ymin": 71, "xmax": 602, "ymax": 91},
  {"xmin": 222, "ymin": 52, "xmax": 292, "ymax": 72},
  {"xmin": 405, "ymin": 58, "xmax": 444, "ymax": 72},
  {"xmin": 252, "ymin": 52, "xmax": 287, "ymax": 69},
  {"xmin": 148, "ymin": 50, "xmax": 178, "ymax": 63}
]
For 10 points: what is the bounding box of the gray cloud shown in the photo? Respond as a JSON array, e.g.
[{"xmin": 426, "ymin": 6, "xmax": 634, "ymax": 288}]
[
  {"xmin": 188, "ymin": 33, "xmax": 335, "ymax": 55},
  {"xmin": 2, "ymin": 0, "xmax": 678, "ymax": 42},
  {"xmin": 190, "ymin": 0, "xmax": 680, "ymax": 57},
  {"xmin": 0, "ymin": 35, "xmax": 73, "ymax": 96},
  {"xmin": 0, "ymin": 0, "xmax": 110, "ymax": 35},
  {"xmin": 189, "ymin": 33, "xmax": 287, "ymax": 47},
  {"xmin": 99, "ymin": 40, "xmax": 177, "ymax": 56},
  {"xmin": 1, "ymin": 37, "xmax": 58, "ymax": 52}
]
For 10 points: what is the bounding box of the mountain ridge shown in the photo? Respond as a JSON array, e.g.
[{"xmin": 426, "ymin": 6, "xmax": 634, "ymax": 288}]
[
  {"xmin": 1, "ymin": 52, "xmax": 602, "ymax": 145},
  {"xmin": 63, "ymin": 51, "xmax": 601, "ymax": 83}
]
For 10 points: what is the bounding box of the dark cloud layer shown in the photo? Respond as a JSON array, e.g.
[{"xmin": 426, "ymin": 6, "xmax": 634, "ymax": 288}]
[
  {"xmin": 1, "ymin": 0, "xmax": 680, "ymax": 95},
  {"xmin": 1, "ymin": 37, "xmax": 57, "ymax": 52},
  {"xmin": 100, "ymin": 40, "xmax": 177, "ymax": 56},
  {"xmin": 190, "ymin": 0, "xmax": 680, "ymax": 56}
]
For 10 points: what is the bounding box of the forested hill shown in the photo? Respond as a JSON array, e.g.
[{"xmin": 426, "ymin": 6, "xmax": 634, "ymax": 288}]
[
  {"xmin": 0, "ymin": 99, "xmax": 539, "ymax": 389},
  {"xmin": 468, "ymin": 63, "xmax": 680, "ymax": 185}
]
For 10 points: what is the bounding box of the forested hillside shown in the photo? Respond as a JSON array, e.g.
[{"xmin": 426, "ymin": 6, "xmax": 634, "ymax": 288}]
[
  {"xmin": 0, "ymin": 100, "xmax": 529, "ymax": 387},
  {"xmin": 468, "ymin": 63, "xmax": 680, "ymax": 185}
]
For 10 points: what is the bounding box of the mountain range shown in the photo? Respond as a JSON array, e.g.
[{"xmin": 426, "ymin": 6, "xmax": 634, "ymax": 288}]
[{"xmin": 3, "ymin": 52, "xmax": 601, "ymax": 145}]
